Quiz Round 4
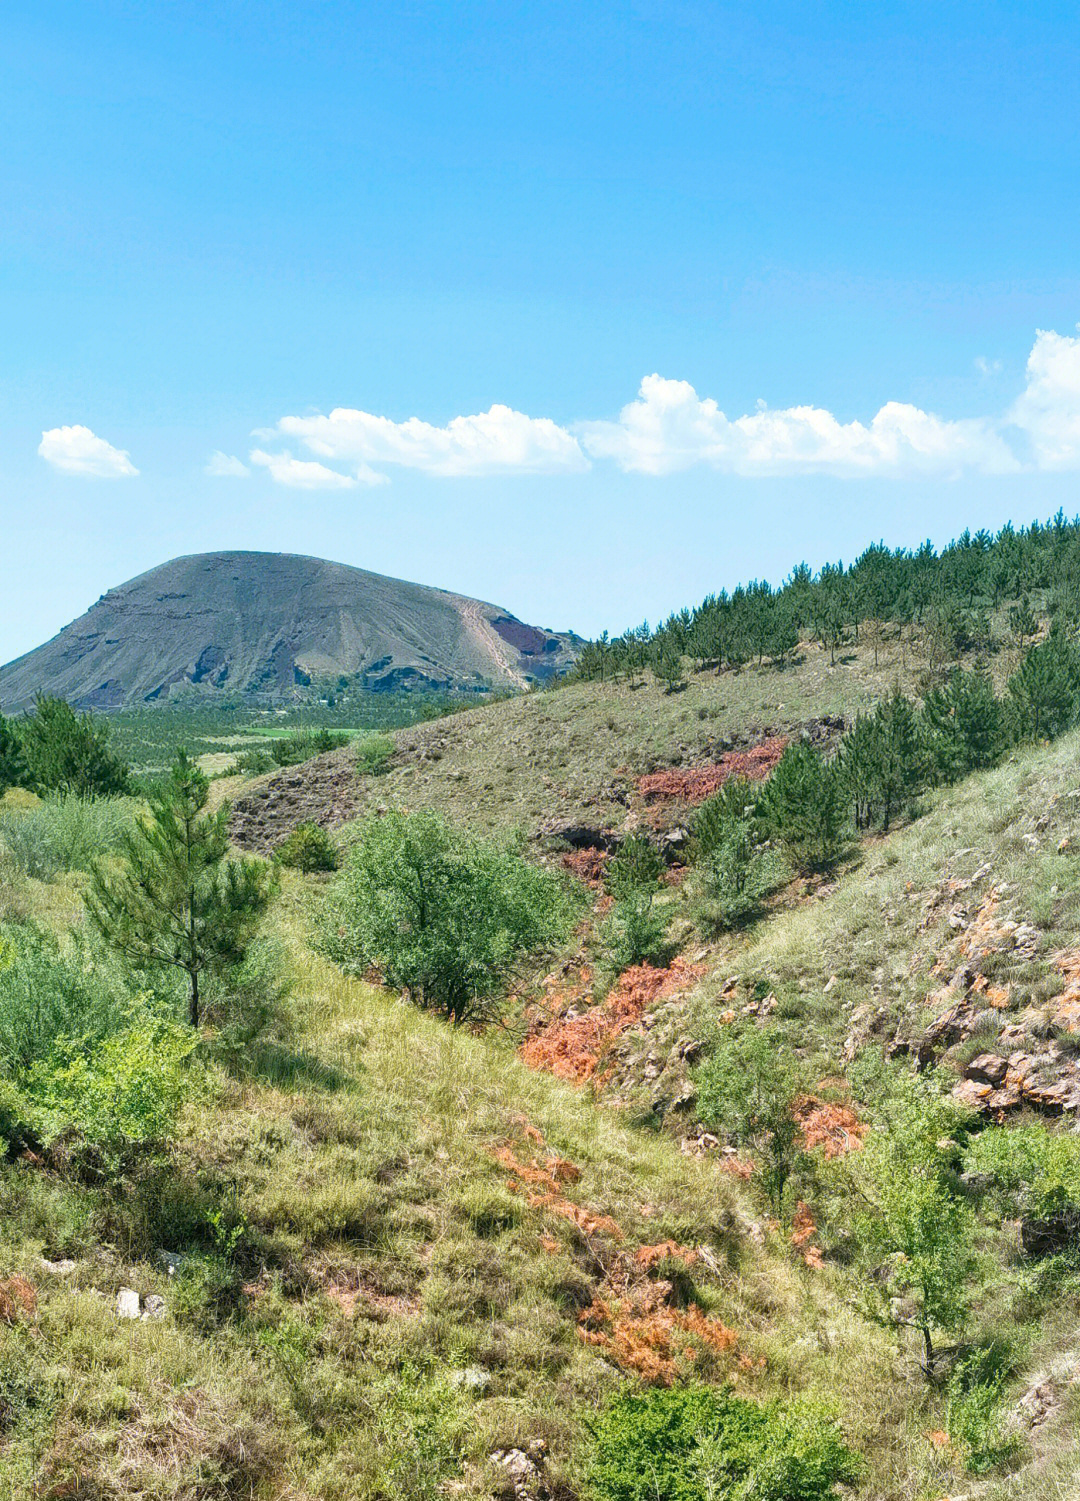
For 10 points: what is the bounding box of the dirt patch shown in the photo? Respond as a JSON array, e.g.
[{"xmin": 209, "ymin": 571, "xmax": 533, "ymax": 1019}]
[{"xmin": 229, "ymin": 745, "xmax": 361, "ymax": 854}]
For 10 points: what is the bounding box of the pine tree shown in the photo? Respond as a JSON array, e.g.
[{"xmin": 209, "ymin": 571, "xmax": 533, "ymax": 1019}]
[
  {"xmin": 1007, "ymin": 634, "xmax": 1080, "ymax": 741},
  {"xmin": 921, "ymin": 667, "xmax": 1006, "ymax": 781},
  {"xmin": 652, "ymin": 637, "xmax": 686, "ymax": 694},
  {"xmin": 20, "ymin": 695, "xmax": 129, "ymax": 796},
  {"xmin": 0, "ymin": 712, "xmax": 29, "ymax": 794},
  {"xmin": 85, "ymin": 751, "xmax": 273, "ymax": 1026},
  {"xmin": 760, "ymin": 741, "xmax": 847, "ymax": 871}
]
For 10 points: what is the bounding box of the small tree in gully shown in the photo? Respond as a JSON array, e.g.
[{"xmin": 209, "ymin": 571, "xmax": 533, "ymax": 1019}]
[
  {"xmin": 86, "ymin": 751, "xmax": 273, "ymax": 1026},
  {"xmin": 848, "ymin": 1077, "xmax": 976, "ymax": 1376}
]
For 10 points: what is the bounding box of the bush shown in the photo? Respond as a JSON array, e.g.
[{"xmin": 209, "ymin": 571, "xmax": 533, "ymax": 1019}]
[
  {"xmin": 230, "ymin": 747, "xmax": 276, "ymax": 776},
  {"xmin": 946, "ymin": 1350, "xmax": 1023, "ymax": 1475},
  {"xmin": 695, "ymin": 1028, "xmax": 806, "ymax": 1214},
  {"xmin": 23, "ymin": 1020, "xmax": 199, "ymax": 1171},
  {"xmin": 321, "ymin": 809, "xmax": 577, "ymax": 1023},
  {"xmin": 600, "ymin": 890, "xmax": 672, "ymax": 971},
  {"xmin": 354, "ymin": 732, "xmax": 395, "ymax": 776},
  {"xmin": 585, "ymin": 1384, "xmax": 860, "ymax": 1501},
  {"xmin": 201, "ymin": 935, "xmax": 293, "ymax": 1056},
  {"xmin": 270, "ymin": 727, "xmax": 348, "ymax": 768},
  {"xmin": 964, "ymin": 1124, "xmax": 1080, "ymax": 1221},
  {"xmin": 0, "ymin": 793, "xmax": 136, "ymax": 880},
  {"xmin": 275, "ymin": 821, "xmax": 340, "ymax": 872},
  {"xmin": 0, "ymin": 925, "xmax": 135, "ymax": 1075},
  {"xmin": 601, "ymin": 834, "xmax": 671, "ymax": 971}
]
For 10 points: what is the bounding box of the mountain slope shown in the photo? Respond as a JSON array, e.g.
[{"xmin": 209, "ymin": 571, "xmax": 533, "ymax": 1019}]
[{"xmin": 0, "ymin": 551, "xmax": 579, "ymax": 710}]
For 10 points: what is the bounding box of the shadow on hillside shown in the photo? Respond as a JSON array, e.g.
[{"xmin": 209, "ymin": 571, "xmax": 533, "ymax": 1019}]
[{"xmin": 238, "ymin": 1042, "xmax": 353, "ymax": 1093}]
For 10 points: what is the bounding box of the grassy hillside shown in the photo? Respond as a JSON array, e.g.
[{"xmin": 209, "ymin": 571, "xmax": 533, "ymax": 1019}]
[
  {"xmin": 229, "ymin": 632, "xmax": 968, "ymax": 852},
  {"xmin": 4, "ymin": 624, "xmax": 1080, "ymax": 1499}
]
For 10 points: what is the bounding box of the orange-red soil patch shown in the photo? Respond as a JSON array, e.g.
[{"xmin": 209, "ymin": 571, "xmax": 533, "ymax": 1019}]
[
  {"xmin": 521, "ymin": 957, "xmax": 704, "ymax": 1085},
  {"xmin": 637, "ymin": 738, "xmax": 788, "ymax": 805}
]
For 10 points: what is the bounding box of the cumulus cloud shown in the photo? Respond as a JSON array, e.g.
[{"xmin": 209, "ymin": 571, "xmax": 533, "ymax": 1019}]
[
  {"xmin": 205, "ymin": 451, "xmax": 250, "ymax": 477},
  {"xmin": 38, "ymin": 425, "xmax": 138, "ymax": 478},
  {"xmin": 249, "ymin": 447, "xmax": 379, "ymax": 490},
  {"xmin": 1007, "ymin": 327, "xmax": 1080, "ymax": 470},
  {"xmin": 577, "ymin": 375, "xmax": 1017, "ymax": 477},
  {"xmin": 274, "ymin": 402, "xmax": 588, "ymax": 477},
  {"xmin": 248, "ymin": 324, "xmax": 1080, "ymax": 486}
]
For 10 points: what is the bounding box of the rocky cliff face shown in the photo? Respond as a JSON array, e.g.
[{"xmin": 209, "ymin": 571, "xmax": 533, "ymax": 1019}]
[{"xmin": 0, "ymin": 552, "xmax": 578, "ymax": 710}]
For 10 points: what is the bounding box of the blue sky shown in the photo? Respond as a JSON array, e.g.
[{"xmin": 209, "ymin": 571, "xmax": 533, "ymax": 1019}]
[{"xmin": 4, "ymin": 1, "xmax": 1080, "ymax": 659}]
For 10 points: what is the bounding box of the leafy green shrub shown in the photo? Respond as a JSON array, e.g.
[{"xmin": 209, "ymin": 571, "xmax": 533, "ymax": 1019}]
[
  {"xmin": 321, "ymin": 809, "xmax": 577, "ymax": 1023},
  {"xmin": 0, "ymin": 793, "xmax": 136, "ymax": 880},
  {"xmin": 275, "ymin": 821, "xmax": 340, "ymax": 872},
  {"xmin": 23, "ymin": 1020, "xmax": 200, "ymax": 1171},
  {"xmin": 695, "ymin": 1028, "xmax": 806, "ymax": 1214},
  {"xmin": 0, "ymin": 925, "xmax": 134, "ymax": 1074},
  {"xmin": 600, "ymin": 890, "xmax": 672, "ymax": 971},
  {"xmin": 354, "ymin": 732, "xmax": 395, "ymax": 776},
  {"xmin": 946, "ymin": 1350, "xmax": 1023, "ymax": 1475},
  {"xmin": 585, "ymin": 1384, "xmax": 860, "ymax": 1501},
  {"xmin": 270, "ymin": 727, "xmax": 348, "ymax": 768},
  {"xmin": 847, "ymin": 1076, "xmax": 976, "ymax": 1370},
  {"xmin": 964, "ymin": 1124, "xmax": 1080, "ymax": 1220},
  {"xmin": 19, "ymin": 695, "xmax": 130, "ymax": 796},
  {"xmin": 170, "ymin": 1250, "xmax": 243, "ymax": 1330}
]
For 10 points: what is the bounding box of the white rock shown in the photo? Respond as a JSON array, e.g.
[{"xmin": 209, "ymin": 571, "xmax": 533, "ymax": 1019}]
[{"xmin": 116, "ymin": 1287, "xmax": 141, "ymax": 1319}]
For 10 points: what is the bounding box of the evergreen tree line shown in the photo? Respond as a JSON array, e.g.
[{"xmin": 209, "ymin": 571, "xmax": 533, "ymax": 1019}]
[
  {"xmin": 571, "ymin": 511, "xmax": 1080, "ymax": 684},
  {"xmin": 692, "ymin": 633, "xmax": 1080, "ymax": 907}
]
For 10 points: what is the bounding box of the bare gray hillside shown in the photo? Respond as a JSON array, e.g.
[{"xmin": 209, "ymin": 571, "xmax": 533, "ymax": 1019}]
[{"xmin": 0, "ymin": 551, "xmax": 578, "ymax": 709}]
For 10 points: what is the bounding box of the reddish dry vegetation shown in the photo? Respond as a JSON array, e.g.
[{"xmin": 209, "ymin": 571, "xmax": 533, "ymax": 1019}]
[
  {"xmin": 795, "ymin": 1095, "xmax": 867, "ymax": 1159},
  {"xmin": 521, "ymin": 958, "xmax": 704, "ymax": 1085},
  {"xmin": 579, "ymin": 1278, "xmax": 739, "ymax": 1385},
  {"xmin": 0, "ymin": 1274, "xmax": 37, "ymax": 1323},
  {"xmin": 637, "ymin": 737, "xmax": 788, "ymax": 805},
  {"xmin": 493, "ymin": 1137, "xmax": 622, "ymax": 1240},
  {"xmin": 495, "ymin": 1120, "xmax": 741, "ymax": 1385},
  {"xmin": 790, "ymin": 1202, "xmax": 825, "ymax": 1269},
  {"xmin": 560, "ymin": 847, "xmax": 610, "ymax": 887}
]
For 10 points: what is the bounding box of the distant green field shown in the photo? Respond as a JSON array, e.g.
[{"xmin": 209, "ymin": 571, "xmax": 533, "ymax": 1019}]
[{"xmin": 105, "ymin": 692, "xmax": 470, "ymax": 774}]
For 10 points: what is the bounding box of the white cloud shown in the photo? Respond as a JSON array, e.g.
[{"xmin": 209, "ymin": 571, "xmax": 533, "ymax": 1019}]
[
  {"xmin": 249, "ymin": 447, "xmax": 377, "ymax": 490},
  {"xmin": 38, "ymin": 424, "xmax": 138, "ymax": 478},
  {"xmin": 205, "ymin": 450, "xmax": 250, "ymax": 477},
  {"xmin": 274, "ymin": 402, "xmax": 588, "ymax": 477},
  {"xmin": 577, "ymin": 374, "xmax": 1017, "ymax": 477},
  {"xmin": 248, "ymin": 324, "xmax": 1080, "ymax": 487},
  {"xmin": 1008, "ymin": 327, "xmax": 1080, "ymax": 469}
]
